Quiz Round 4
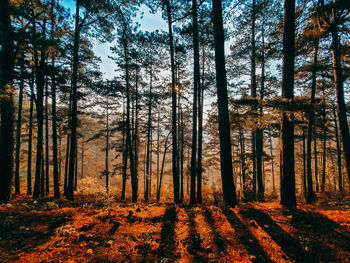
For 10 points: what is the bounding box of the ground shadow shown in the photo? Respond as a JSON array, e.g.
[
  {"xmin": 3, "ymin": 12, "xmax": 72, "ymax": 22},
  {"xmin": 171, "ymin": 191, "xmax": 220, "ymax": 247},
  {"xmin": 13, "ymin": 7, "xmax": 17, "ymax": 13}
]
[
  {"xmin": 240, "ymin": 208, "xmax": 318, "ymax": 262},
  {"xmin": 221, "ymin": 207, "xmax": 273, "ymax": 263},
  {"xmin": 289, "ymin": 209, "xmax": 350, "ymax": 260},
  {"xmin": 202, "ymin": 207, "xmax": 227, "ymax": 252},
  {"xmin": 184, "ymin": 207, "xmax": 208, "ymax": 263},
  {"xmin": 0, "ymin": 210, "xmax": 70, "ymax": 262},
  {"xmin": 157, "ymin": 205, "xmax": 177, "ymax": 261}
]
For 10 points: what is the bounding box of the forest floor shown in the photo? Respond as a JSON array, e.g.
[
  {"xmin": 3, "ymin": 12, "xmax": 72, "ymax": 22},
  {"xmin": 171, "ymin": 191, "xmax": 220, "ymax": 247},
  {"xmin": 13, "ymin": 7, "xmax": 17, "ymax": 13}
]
[{"xmin": 1, "ymin": 193, "xmax": 350, "ymax": 263}]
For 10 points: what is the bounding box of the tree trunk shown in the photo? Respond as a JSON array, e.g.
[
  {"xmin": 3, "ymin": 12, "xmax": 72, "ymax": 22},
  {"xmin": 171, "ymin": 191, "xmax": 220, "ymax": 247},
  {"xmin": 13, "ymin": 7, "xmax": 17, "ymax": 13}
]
[
  {"xmin": 157, "ymin": 109, "xmax": 160, "ymax": 200},
  {"xmin": 157, "ymin": 131, "xmax": 171, "ymax": 201},
  {"xmin": 250, "ymin": 0, "xmax": 257, "ymax": 201},
  {"xmin": 51, "ymin": 0, "xmax": 60, "ymax": 198},
  {"xmin": 0, "ymin": 0, "xmax": 15, "ymax": 203},
  {"xmin": 45, "ymin": 83, "xmax": 50, "ymax": 195},
  {"xmin": 15, "ymin": 76, "xmax": 24, "ymax": 195},
  {"xmin": 123, "ymin": 32, "xmax": 137, "ymax": 202},
  {"xmin": 106, "ymin": 95, "xmax": 109, "ymax": 194},
  {"xmin": 330, "ymin": 25, "xmax": 350, "ymax": 183},
  {"xmin": 321, "ymin": 110, "xmax": 327, "ymax": 192},
  {"xmin": 212, "ymin": 0, "xmax": 237, "ymax": 207},
  {"xmin": 134, "ymin": 69, "xmax": 139, "ymax": 199},
  {"xmin": 33, "ymin": 19, "xmax": 47, "ymax": 199},
  {"xmin": 145, "ymin": 71, "xmax": 153, "ymax": 202},
  {"xmin": 256, "ymin": 14, "xmax": 265, "ymax": 201},
  {"xmin": 314, "ymin": 128, "xmax": 319, "ymax": 192},
  {"xmin": 280, "ymin": 0, "xmax": 296, "ymax": 208},
  {"xmin": 27, "ymin": 91, "xmax": 34, "ymax": 195},
  {"xmin": 121, "ymin": 98, "xmax": 127, "ymax": 200},
  {"xmin": 302, "ymin": 128, "xmax": 307, "ymax": 199},
  {"xmin": 333, "ymin": 103, "xmax": 342, "ymax": 191},
  {"xmin": 190, "ymin": 0, "xmax": 200, "ymax": 204},
  {"xmin": 165, "ymin": 0, "xmax": 179, "ymax": 203},
  {"xmin": 51, "ymin": 60, "xmax": 60, "ymax": 198},
  {"xmin": 67, "ymin": 0, "xmax": 80, "ymax": 200},
  {"xmin": 269, "ymin": 132, "xmax": 276, "ymax": 194},
  {"xmin": 64, "ymin": 133, "xmax": 70, "ymax": 196},
  {"xmin": 240, "ymin": 129, "xmax": 247, "ymax": 196}
]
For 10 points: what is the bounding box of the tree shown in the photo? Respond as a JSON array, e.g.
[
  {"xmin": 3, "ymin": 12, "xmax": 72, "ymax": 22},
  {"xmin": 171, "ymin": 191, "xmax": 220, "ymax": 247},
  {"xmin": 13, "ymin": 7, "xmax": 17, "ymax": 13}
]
[
  {"xmin": 190, "ymin": 0, "xmax": 200, "ymax": 204},
  {"xmin": 164, "ymin": 0, "xmax": 180, "ymax": 203},
  {"xmin": 0, "ymin": 0, "xmax": 15, "ymax": 203},
  {"xmin": 280, "ymin": 0, "xmax": 296, "ymax": 208},
  {"xmin": 318, "ymin": 0, "xmax": 350, "ymax": 184},
  {"xmin": 212, "ymin": 0, "xmax": 237, "ymax": 207}
]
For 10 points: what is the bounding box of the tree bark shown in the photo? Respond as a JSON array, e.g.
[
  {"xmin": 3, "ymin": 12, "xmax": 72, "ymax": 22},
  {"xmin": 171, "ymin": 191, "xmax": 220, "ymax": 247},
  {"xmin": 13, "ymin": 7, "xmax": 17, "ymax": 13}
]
[
  {"xmin": 51, "ymin": 0, "xmax": 60, "ymax": 199},
  {"xmin": 280, "ymin": 0, "xmax": 296, "ymax": 208},
  {"xmin": 106, "ymin": 95, "xmax": 109, "ymax": 194},
  {"xmin": 67, "ymin": 0, "xmax": 80, "ymax": 200},
  {"xmin": 190, "ymin": 0, "xmax": 200, "ymax": 204},
  {"xmin": 0, "ymin": 0, "xmax": 15, "ymax": 203},
  {"xmin": 165, "ymin": 0, "xmax": 179, "ymax": 203},
  {"xmin": 330, "ymin": 25, "xmax": 350, "ymax": 183},
  {"xmin": 45, "ymin": 83, "xmax": 50, "ymax": 195},
  {"xmin": 251, "ymin": 0, "xmax": 257, "ymax": 201},
  {"xmin": 27, "ymin": 91, "xmax": 34, "ymax": 195},
  {"xmin": 145, "ymin": 70, "xmax": 153, "ymax": 202},
  {"xmin": 333, "ymin": 103, "xmax": 342, "ymax": 191},
  {"xmin": 212, "ymin": 0, "xmax": 237, "ymax": 207},
  {"xmin": 15, "ymin": 76, "xmax": 24, "ymax": 195},
  {"xmin": 33, "ymin": 19, "xmax": 47, "ymax": 199}
]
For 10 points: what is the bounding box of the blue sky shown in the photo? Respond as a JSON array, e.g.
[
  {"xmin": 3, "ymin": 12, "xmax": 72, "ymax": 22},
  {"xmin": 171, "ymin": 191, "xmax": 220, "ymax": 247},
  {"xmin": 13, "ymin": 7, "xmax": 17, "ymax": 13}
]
[{"xmin": 62, "ymin": 1, "xmax": 167, "ymax": 79}]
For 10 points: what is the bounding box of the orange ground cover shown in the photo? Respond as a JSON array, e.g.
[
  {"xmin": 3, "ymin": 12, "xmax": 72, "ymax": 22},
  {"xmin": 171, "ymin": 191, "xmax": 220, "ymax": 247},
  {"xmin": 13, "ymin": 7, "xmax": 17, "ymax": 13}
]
[{"xmin": 1, "ymin": 195, "xmax": 349, "ymax": 262}]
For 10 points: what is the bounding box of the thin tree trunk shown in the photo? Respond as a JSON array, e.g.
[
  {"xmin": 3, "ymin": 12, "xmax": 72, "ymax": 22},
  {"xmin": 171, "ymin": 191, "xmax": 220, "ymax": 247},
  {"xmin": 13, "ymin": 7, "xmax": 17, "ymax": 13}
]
[
  {"xmin": 190, "ymin": 0, "xmax": 200, "ymax": 204},
  {"xmin": 212, "ymin": 0, "xmax": 237, "ymax": 207},
  {"xmin": 74, "ymin": 138, "xmax": 78, "ymax": 191},
  {"xmin": 123, "ymin": 31, "xmax": 137, "ymax": 202},
  {"xmin": 240, "ymin": 129, "xmax": 247, "ymax": 196},
  {"xmin": 165, "ymin": 0, "xmax": 179, "ymax": 203},
  {"xmin": 15, "ymin": 75, "xmax": 24, "ymax": 195},
  {"xmin": 256, "ymin": 15, "xmax": 265, "ymax": 201},
  {"xmin": 145, "ymin": 70, "xmax": 153, "ymax": 202},
  {"xmin": 121, "ymin": 98, "xmax": 127, "ymax": 200},
  {"xmin": 27, "ymin": 91, "xmax": 34, "ymax": 195},
  {"xmin": 180, "ymin": 109, "xmax": 184, "ymax": 202},
  {"xmin": 106, "ymin": 95, "xmax": 109, "ymax": 194},
  {"xmin": 45, "ymin": 83, "xmax": 50, "ymax": 195},
  {"xmin": 156, "ymin": 108, "xmax": 160, "ymax": 200},
  {"xmin": 33, "ymin": 19, "xmax": 47, "ymax": 199},
  {"xmin": 67, "ymin": 0, "xmax": 80, "ymax": 200},
  {"xmin": 197, "ymin": 45, "xmax": 204, "ymax": 204},
  {"xmin": 157, "ymin": 131, "xmax": 171, "ymax": 201},
  {"xmin": 306, "ymin": 39, "xmax": 319, "ymax": 203},
  {"xmin": 269, "ymin": 132, "xmax": 276, "ymax": 194},
  {"xmin": 64, "ymin": 133, "xmax": 70, "ymax": 196},
  {"xmin": 333, "ymin": 103, "xmax": 342, "ymax": 191},
  {"xmin": 302, "ymin": 128, "xmax": 307, "ymax": 199},
  {"xmin": 314, "ymin": 130, "xmax": 319, "ymax": 192},
  {"xmin": 321, "ymin": 115, "xmax": 327, "ymax": 192},
  {"xmin": 51, "ymin": 0, "xmax": 59, "ymax": 198},
  {"xmin": 250, "ymin": 0, "xmax": 257, "ymax": 201},
  {"xmin": 134, "ymin": 69, "xmax": 139, "ymax": 199}
]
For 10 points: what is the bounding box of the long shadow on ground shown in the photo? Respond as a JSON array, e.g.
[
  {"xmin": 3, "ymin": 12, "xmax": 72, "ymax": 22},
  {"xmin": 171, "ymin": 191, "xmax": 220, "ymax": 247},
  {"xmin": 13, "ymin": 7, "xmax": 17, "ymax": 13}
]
[
  {"xmin": 184, "ymin": 207, "xmax": 208, "ymax": 263},
  {"xmin": 240, "ymin": 208, "xmax": 318, "ymax": 262},
  {"xmin": 289, "ymin": 209, "xmax": 350, "ymax": 261},
  {"xmin": 0, "ymin": 210, "xmax": 71, "ymax": 262},
  {"xmin": 221, "ymin": 207, "xmax": 273, "ymax": 263},
  {"xmin": 158, "ymin": 205, "xmax": 177, "ymax": 262},
  {"xmin": 202, "ymin": 207, "xmax": 227, "ymax": 252}
]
